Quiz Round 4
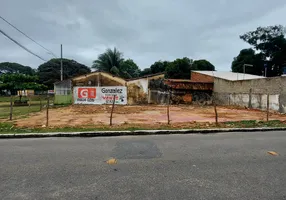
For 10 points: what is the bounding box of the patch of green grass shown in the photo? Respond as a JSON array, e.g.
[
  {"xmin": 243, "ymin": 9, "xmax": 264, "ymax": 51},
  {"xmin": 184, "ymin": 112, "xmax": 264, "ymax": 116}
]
[
  {"xmin": 0, "ymin": 122, "xmax": 13, "ymax": 129},
  {"xmin": 0, "ymin": 95, "xmax": 49, "ymax": 103},
  {"xmin": 0, "ymin": 96, "xmax": 12, "ymax": 102},
  {"xmin": 223, "ymin": 120, "xmax": 286, "ymax": 128},
  {"xmin": 1, "ymin": 120, "xmax": 286, "ymax": 135},
  {"xmin": 0, "ymin": 122, "xmax": 31, "ymax": 133},
  {"xmin": 0, "ymin": 98, "xmax": 63, "ymax": 119},
  {"xmin": 0, "ymin": 96, "xmax": 55, "ymax": 118},
  {"xmin": 0, "ymin": 123, "xmax": 152, "ymax": 134},
  {"xmin": 0, "ymin": 96, "xmax": 54, "ymax": 102},
  {"xmin": 0, "ymin": 100, "xmax": 47, "ymax": 106},
  {"xmin": 0, "ymin": 104, "xmax": 44, "ymax": 119}
]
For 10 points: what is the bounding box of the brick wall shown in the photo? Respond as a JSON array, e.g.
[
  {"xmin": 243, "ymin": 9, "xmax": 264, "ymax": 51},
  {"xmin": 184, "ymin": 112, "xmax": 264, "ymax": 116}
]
[{"xmin": 191, "ymin": 72, "xmax": 214, "ymax": 83}]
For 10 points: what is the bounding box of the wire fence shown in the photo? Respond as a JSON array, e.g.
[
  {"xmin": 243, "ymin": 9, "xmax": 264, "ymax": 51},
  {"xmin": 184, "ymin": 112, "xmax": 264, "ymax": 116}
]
[
  {"xmin": 0, "ymin": 92, "xmax": 275, "ymax": 128},
  {"xmin": 0, "ymin": 95, "xmax": 54, "ymax": 120}
]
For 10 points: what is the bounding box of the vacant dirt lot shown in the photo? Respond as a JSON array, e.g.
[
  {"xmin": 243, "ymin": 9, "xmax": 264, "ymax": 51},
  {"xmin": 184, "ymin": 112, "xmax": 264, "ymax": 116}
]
[{"xmin": 11, "ymin": 105, "xmax": 286, "ymax": 128}]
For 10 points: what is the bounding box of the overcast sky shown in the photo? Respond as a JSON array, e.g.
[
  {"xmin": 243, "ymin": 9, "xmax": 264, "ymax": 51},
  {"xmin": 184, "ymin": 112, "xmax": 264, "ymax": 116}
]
[{"xmin": 0, "ymin": 0, "xmax": 286, "ymax": 71}]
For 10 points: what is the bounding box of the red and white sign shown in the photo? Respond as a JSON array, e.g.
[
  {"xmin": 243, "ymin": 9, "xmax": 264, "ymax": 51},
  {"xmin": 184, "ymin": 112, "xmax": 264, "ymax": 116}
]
[
  {"xmin": 48, "ymin": 90, "xmax": 55, "ymax": 94},
  {"xmin": 78, "ymin": 88, "xmax": 96, "ymax": 98},
  {"xmin": 74, "ymin": 86, "xmax": 127, "ymax": 105}
]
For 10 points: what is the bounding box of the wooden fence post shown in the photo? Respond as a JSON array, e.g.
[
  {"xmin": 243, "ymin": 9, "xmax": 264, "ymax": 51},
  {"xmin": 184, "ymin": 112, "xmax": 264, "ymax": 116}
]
[
  {"xmin": 46, "ymin": 95, "xmax": 50, "ymax": 127},
  {"xmin": 28, "ymin": 95, "xmax": 31, "ymax": 113},
  {"xmin": 213, "ymin": 93, "xmax": 218, "ymax": 125},
  {"xmin": 248, "ymin": 88, "xmax": 252, "ymax": 108},
  {"xmin": 110, "ymin": 95, "xmax": 116, "ymax": 126},
  {"xmin": 40, "ymin": 97, "xmax": 42, "ymax": 111},
  {"xmin": 167, "ymin": 90, "xmax": 171, "ymax": 125},
  {"xmin": 266, "ymin": 94, "xmax": 270, "ymax": 122},
  {"xmin": 9, "ymin": 95, "xmax": 13, "ymax": 121}
]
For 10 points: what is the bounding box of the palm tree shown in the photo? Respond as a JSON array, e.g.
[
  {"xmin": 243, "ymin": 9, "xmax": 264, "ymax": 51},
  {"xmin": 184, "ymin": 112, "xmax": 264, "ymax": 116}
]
[{"xmin": 92, "ymin": 48, "xmax": 124, "ymax": 76}]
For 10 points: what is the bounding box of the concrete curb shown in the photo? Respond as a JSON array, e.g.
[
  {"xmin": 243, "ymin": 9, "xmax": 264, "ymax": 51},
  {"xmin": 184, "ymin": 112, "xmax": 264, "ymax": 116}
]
[{"xmin": 1, "ymin": 127, "xmax": 286, "ymax": 139}]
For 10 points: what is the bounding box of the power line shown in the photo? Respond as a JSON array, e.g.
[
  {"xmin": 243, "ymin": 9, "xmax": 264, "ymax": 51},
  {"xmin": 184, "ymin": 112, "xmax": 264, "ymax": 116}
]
[
  {"xmin": 0, "ymin": 15, "xmax": 58, "ymax": 57},
  {"xmin": 0, "ymin": 28, "xmax": 47, "ymax": 62}
]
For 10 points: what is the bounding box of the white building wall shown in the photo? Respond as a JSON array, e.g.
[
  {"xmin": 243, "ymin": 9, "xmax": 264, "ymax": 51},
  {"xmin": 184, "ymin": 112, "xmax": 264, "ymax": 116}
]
[{"xmin": 127, "ymin": 79, "xmax": 149, "ymax": 93}]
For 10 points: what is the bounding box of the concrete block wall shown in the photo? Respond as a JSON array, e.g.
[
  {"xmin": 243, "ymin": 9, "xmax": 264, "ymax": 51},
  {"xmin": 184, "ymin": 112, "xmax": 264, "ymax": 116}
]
[
  {"xmin": 149, "ymin": 90, "xmax": 169, "ymax": 104},
  {"xmin": 215, "ymin": 92, "xmax": 282, "ymax": 112},
  {"xmin": 229, "ymin": 93, "xmax": 249, "ymax": 107},
  {"xmin": 214, "ymin": 76, "xmax": 286, "ymax": 113},
  {"xmin": 214, "ymin": 76, "xmax": 286, "ymax": 95}
]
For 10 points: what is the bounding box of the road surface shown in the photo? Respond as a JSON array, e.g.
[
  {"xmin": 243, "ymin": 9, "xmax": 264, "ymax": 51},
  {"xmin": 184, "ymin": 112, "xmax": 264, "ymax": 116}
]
[{"xmin": 1, "ymin": 131, "xmax": 286, "ymax": 200}]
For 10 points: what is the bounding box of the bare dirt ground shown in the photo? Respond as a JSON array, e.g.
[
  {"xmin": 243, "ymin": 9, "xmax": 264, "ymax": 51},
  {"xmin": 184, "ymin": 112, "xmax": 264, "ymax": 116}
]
[{"xmin": 11, "ymin": 105, "xmax": 286, "ymax": 128}]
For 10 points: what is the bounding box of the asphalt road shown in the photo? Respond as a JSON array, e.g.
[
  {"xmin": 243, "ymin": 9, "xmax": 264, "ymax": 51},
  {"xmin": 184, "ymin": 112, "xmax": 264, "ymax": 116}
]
[{"xmin": 1, "ymin": 131, "xmax": 286, "ymax": 200}]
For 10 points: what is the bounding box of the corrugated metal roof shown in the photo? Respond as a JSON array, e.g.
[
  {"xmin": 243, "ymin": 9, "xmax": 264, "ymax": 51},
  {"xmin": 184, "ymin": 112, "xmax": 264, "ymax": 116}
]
[{"xmin": 192, "ymin": 71, "xmax": 265, "ymax": 81}]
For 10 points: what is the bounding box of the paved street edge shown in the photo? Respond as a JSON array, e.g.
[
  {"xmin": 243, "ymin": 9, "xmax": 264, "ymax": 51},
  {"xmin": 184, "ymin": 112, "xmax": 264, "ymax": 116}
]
[{"xmin": 1, "ymin": 127, "xmax": 286, "ymax": 138}]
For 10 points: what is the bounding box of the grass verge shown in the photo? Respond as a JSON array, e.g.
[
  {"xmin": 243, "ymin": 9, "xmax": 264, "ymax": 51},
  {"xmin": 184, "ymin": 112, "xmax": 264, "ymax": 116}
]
[
  {"xmin": 0, "ymin": 101, "xmax": 68, "ymax": 120},
  {"xmin": 0, "ymin": 96, "xmax": 53, "ymax": 102},
  {"xmin": 1, "ymin": 120, "xmax": 286, "ymax": 134}
]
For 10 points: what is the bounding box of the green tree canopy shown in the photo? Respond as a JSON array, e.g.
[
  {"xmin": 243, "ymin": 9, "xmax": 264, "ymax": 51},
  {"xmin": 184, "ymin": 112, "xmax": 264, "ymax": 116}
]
[
  {"xmin": 239, "ymin": 25, "xmax": 286, "ymax": 76},
  {"xmin": 139, "ymin": 60, "xmax": 169, "ymax": 77},
  {"xmin": 92, "ymin": 47, "xmax": 141, "ymax": 79},
  {"xmin": 0, "ymin": 73, "xmax": 47, "ymax": 94},
  {"xmin": 231, "ymin": 49, "xmax": 264, "ymax": 76},
  {"xmin": 0, "ymin": 62, "xmax": 35, "ymax": 75},
  {"xmin": 192, "ymin": 59, "xmax": 215, "ymax": 71},
  {"xmin": 38, "ymin": 58, "xmax": 91, "ymax": 89},
  {"xmin": 92, "ymin": 48, "xmax": 124, "ymax": 75},
  {"xmin": 140, "ymin": 68, "xmax": 152, "ymax": 77},
  {"xmin": 150, "ymin": 60, "xmax": 169, "ymax": 74},
  {"xmin": 120, "ymin": 59, "xmax": 141, "ymax": 79},
  {"xmin": 165, "ymin": 57, "xmax": 192, "ymax": 79}
]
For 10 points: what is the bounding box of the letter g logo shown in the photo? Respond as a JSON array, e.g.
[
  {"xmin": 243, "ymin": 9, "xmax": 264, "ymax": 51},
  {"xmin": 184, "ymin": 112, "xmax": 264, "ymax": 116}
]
[
  {"xmin": 78, "ymin": 88, "xmax": 96, "ymax": 98},
  {"xmin": 79, "ymin": 89, "xmax": 88, "ymax": 98}
]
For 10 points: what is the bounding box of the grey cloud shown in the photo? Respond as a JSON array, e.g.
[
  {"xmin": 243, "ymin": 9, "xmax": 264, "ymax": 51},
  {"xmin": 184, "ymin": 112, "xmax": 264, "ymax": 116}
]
[{"xmin": 1, "ymin": 0, "xmax": 286, "ymax": 71}]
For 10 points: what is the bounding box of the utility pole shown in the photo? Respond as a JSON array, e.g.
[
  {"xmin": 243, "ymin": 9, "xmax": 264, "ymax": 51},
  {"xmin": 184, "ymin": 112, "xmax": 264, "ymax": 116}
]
[{"xmin": 60, "ymin": 44, "xmax": 63, "ymax": 81}]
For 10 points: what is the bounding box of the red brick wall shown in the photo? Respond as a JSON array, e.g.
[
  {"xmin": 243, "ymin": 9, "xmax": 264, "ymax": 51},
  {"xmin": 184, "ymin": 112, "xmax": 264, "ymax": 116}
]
[{"xmin": 190, "ymin": 72, "xmax": 214, "ymax": 83}]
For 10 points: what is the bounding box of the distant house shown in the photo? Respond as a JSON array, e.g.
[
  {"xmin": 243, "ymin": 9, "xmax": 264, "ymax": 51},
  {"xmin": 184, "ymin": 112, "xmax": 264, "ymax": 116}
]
[
  {"xmin": 54, "ymin": 71, "xmax": 126, "ymax": 105},
  {"xmin": 53, "ymin": 71, "xmax": 165, "ymax": 105},
  {"xmin": 126, "ymin": 73, "xmax": 165, "ymax": 104},
  {"xmin": 17, "ymin": 90, "xmax": 34, "ymax": 96}
]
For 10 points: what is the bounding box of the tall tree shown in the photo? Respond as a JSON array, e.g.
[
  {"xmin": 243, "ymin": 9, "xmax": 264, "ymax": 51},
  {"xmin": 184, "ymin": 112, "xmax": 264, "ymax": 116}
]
[
  {"xmin": 165, "ymin": 57, "xmax": 192, "ymax": 79},
  {"xmin": 140, "ymin": 68, "xmax": 152, "ymax": 77},
  {"xmin": 231, "ymin": 49, "xmax": 264, "ymax": 75},
  {"xmin": 150, "ymin": 60, "xmax": 169, "ymax": 74},
  {"xmin": 192, "ymin": 59, "xmax": 215, "ymax": 71},
  {"xmin": 120, "ymin": 59, "xmax": 141, "ymax": 79},
  {"xmin": 38, "ymin": 58, "xmax": 90, "ymax": 89},
  {"xmin": 240, "ymin": 25, "xmax": 286, "ymax": 76},
  {"xmin": 92, "ymin": 48, "xmax": 124, "ymax": 75},
  {"xmin": 92, "ymin": 48, "xmax": 142, "ymax": 79},
  {"xmin": 0, "ymin": 73, "xmax": 46, "ymax": 94},
  {"xmin": 0, "ymin": 62, "xmax": 35, "ymax": 75}
]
